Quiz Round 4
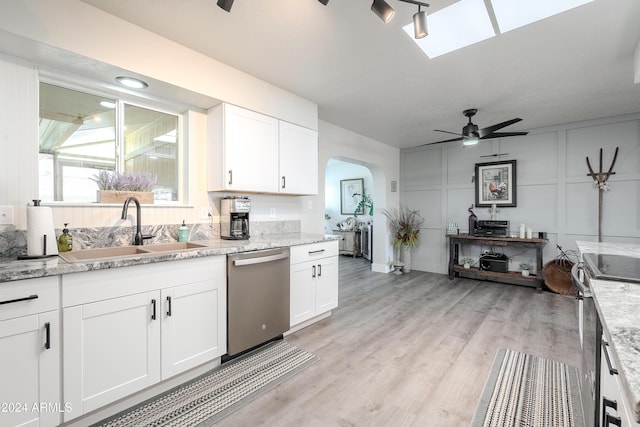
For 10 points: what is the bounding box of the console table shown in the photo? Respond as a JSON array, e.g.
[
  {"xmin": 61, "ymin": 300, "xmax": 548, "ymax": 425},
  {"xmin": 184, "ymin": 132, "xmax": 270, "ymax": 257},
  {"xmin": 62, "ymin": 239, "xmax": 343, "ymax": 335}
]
[
  {"xmin": 333, "ymin": 229, "xmax": 361, "ymax": 257},
  {"xmin": 447, "ymin": 234, "xmax": 548, "ymax": 292}
]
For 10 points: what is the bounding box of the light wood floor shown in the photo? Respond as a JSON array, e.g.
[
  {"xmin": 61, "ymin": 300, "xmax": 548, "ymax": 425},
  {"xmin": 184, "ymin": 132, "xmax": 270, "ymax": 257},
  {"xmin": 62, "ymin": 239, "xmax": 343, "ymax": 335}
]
[{"xmin": 217, "ymin": 256, "xmax": 581, "ymax": 427}]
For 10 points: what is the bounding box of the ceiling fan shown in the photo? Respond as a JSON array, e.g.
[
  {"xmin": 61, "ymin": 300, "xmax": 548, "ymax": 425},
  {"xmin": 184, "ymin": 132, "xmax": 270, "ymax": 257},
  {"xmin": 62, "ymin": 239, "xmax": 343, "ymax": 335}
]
[{"xmin": 425, "ymin": 108, "xmax": 528, "ymax": 146}]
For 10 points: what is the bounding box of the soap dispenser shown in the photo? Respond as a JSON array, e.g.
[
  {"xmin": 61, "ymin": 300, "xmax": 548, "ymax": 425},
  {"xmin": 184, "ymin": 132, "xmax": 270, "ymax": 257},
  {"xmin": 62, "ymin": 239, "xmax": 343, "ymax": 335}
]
[
  {"xmin": 178, "ymin": 220, "xmax": 189, "ymax": 242},
  {"xmin": 58, "ymin": 223, "xmax": 73, "ymax": 252}
]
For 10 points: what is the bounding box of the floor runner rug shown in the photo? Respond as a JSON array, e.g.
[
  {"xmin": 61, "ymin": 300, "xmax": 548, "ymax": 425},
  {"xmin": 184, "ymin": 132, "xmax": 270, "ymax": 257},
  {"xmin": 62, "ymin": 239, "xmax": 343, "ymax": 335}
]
[
  {"xmin": 93, "ymin": 340, "xmax": 317, "ymax": 427},
  {"xmin": 471, "ymin": 348, "xmax": 584, "ymax": 427}
]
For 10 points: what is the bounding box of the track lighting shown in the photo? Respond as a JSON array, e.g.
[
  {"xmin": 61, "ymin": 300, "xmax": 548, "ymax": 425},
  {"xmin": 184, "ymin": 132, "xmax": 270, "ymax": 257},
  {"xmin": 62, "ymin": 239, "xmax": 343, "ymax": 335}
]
[
  {"xmin": 371, "ymin": 0, "xmax": 395, "ymax": 23},
  {"xmin": 413, "ymin": 5, "xmax": 427, "ymax": 38},
  {"xmin": 217, "ymin": 0, "xmax": 234, "ymax": 12},
  {"xmin": 397, "ymin": 0, "xmax": 429, "ymax": 39}
]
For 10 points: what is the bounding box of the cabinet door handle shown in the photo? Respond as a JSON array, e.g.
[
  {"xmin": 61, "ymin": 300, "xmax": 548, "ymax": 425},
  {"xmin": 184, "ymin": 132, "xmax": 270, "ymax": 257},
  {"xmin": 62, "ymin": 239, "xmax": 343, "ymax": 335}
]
[
  {"xmin": 602, "ymin": 340, "xmax": 619, "ymax": 375},
  {"xmin": 281, "ymin": 176, "xmax": 286, "ymax": 189},
  {"xmin": 228, "ymin": 170, "xmax": 233, "ymax": 185},
  {"xmin": 166, "ymin": 296, "xmax": 172, "ymax": 317},
  {"xmin": 0, "ymin": 294, "xmax": 38, "ymax": 305},
  {"xmin": 151, "ymin": 299, "xmax": 157, "ymax": 320},
  {"xmin": 318, "ymin": 264, "xmax": 322, "ymax": 277},
  {"xmin": 605, "ymin": 413, "xmax": 622, "ymax": 426},
  {"xmin": 312, "ymin": 265, "xmax": 316, "ymax": 278},
  {"xmin": 603, "ymin": 397, "xmax": 618, "ymax": 412},
  {"xmin": 44, "ymin": 322, "xmax": 51, "ymax": 350}
]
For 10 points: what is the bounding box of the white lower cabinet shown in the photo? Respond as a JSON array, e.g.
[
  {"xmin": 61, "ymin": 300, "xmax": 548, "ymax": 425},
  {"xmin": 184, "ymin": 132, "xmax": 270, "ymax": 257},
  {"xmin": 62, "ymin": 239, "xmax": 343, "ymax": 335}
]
[
  {"xmin": 290, "ymin": 241, "xmax": 339, "ymax": 327},
  {"xmin": 0, "ymin": 277, "xmax": 61, "ymax": 427},
  {"xmin": 62, "ymin": 256, "xmax": 226, "ymax": 422},
  {"xmin": 599, "ymin": 338, "xmax": 640, "ymax": 427}
]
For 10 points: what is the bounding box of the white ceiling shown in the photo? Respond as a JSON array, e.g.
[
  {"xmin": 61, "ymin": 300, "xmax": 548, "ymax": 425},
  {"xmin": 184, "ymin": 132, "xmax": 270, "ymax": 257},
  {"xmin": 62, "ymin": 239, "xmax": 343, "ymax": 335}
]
[{"xmin": 81, "ymin": 0, "xmax": 640, "ymax": 149}]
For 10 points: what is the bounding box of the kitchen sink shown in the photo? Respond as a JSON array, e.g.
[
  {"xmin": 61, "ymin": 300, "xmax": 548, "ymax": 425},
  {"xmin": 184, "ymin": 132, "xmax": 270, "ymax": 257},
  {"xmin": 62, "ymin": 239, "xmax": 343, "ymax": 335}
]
[
  {"xmin": 58, "ymin": 242, "xmax": 208, "ymax": 263},
  {"xmin": 140, "ymin": 242, "xmax": 208, "ymax": 252},
  {"xmin": 59, "ymin": 246, "xmax": 152, "ymax": 263}
]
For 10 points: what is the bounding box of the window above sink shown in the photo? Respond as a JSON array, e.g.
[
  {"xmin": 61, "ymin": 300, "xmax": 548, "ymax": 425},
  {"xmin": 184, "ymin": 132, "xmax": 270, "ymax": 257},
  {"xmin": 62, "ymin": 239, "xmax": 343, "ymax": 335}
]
[{"xmin": 38, "ymin": 80, "xmax": 184, "ymax": 204}]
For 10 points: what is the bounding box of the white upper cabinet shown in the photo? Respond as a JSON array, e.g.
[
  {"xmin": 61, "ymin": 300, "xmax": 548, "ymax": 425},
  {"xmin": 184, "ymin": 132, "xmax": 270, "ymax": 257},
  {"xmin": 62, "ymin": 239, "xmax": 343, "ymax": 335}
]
[
  {"xmin": 208, "ymin": 103, "xmax": 279, "ymax": 193},
  {"xmin": 279, "ymin": 121, "xmax": 318, "ymax": 195},
  {"xmin": 208, "ymin": 103, "xmax": 318, "ymax": 195}
]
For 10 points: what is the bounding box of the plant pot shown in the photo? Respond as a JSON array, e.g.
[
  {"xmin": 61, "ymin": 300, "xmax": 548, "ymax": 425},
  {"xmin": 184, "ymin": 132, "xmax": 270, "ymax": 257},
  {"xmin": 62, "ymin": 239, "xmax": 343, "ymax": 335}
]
[
  {"xmin": 97, "ymin": 190, "xmax": 154, "ymax": 204},
  {"xmin": 464, "ymin": 263, "xmax": 470, "ymax": 269},
  {"xmin": 522, "ymin": 270, "xmax": 530, "ymax": 277},
  {"xmin": 400, "ymin": 246, "xmax": 412, "ymax": 273}
]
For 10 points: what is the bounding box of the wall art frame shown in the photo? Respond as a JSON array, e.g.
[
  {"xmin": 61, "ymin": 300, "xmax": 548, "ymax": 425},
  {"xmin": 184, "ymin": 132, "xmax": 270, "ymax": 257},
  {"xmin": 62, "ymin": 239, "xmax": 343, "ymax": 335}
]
[
  {"xmin": 475, "ymin": 160, "xmax": 517, "ymax": 207},
  {"xmin": 340, "ymin": 178, "xmax": 364, "ymax": 215}
]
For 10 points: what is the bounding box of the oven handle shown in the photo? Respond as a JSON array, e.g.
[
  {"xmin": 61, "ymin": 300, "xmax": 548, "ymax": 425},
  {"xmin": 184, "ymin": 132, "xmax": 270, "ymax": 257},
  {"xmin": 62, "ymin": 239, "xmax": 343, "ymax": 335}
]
[{"xmin": 233, "ymin": 252, "xmax": 289, "ymax": 266}]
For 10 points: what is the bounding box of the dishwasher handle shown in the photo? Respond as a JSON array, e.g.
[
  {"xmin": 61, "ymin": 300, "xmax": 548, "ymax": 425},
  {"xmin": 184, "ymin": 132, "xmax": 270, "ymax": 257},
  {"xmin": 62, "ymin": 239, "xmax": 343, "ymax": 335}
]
[{"xmin": 233, "ymin": 252, "xmax": 289, "ymax": 267}]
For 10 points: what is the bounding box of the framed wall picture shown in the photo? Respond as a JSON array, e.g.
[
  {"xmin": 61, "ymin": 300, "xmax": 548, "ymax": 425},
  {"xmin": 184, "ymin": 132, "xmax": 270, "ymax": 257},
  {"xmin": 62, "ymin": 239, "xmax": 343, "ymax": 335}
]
[
  {"xmin": 475, "ymin": 160, "xmax": 517, "ymax": 207},
  {"xmin": 340, "ymin": 178, "xmax": 364, "ymax": 215}
]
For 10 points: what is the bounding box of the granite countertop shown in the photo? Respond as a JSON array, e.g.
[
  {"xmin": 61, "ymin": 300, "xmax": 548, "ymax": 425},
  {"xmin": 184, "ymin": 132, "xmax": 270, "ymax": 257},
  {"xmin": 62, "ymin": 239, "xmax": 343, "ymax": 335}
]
[
  {"xmin": 0, "ymin": 233, "xmax": 338, "ymax": 283},
  {"xmin": 577, "ymin": 241, "xmax": 640, "ymax": 423}
]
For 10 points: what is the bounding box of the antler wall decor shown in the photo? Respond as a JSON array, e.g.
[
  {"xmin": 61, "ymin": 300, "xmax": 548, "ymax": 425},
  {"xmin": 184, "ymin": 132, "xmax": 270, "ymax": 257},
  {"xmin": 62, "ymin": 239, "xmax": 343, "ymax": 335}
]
[{"xmin": 585, "ymin": 147, "xmax": 619, "ymax": 242}]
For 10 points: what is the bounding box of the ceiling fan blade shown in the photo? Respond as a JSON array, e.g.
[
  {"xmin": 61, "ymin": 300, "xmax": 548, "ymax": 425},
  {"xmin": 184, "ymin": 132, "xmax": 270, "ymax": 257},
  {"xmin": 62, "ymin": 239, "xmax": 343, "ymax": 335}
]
[
  {"xmin": 434, "ymin": 129, "xmax": 464, "ymax": 137},
  {"xmin": 480, "ymin": 131, "xmax": 529, "ymax": 139},
  {"xmin": 420, "ymin": 136, "xmax": 463, "ymax": 146},
  {"xmin": 477, "ymin": 118, "xmax": 522, "ymax": 138}
]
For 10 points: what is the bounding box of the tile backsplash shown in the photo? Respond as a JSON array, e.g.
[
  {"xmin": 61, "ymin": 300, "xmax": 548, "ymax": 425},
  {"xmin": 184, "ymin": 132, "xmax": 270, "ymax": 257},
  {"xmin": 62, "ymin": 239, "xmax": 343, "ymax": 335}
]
[{"xmin": 0, "ymin": 220, "xmax": 300, "ymax": 258}]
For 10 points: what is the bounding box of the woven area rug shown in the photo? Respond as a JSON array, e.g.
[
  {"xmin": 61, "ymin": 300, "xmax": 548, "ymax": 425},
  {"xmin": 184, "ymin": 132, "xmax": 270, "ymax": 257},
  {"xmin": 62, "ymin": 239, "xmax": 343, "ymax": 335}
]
[
  {"xmin": 471, "ymin": 348, "xmax": 584, "ymax": 427},
  {"xmin": 92, "ymin": 340, "xmax": 317, "ymax": 427}
]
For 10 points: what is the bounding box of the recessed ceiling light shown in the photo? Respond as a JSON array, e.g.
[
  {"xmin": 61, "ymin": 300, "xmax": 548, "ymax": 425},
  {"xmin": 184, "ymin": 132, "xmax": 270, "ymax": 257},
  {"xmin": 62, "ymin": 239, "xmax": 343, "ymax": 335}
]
[
  {"xmin": 491, "ymin": 0, "xmax": 594, "ymax": 33},
  {"xmin": 100, "ymin": 100, "xmax": 116, "ymax": 109},
  {"xmin": 115, "ymin": 76, "xmax": 148, "ymax": 89},
  {"xmin": 403, "ymin": 0, "xmax": 494, "ymax": 58}
]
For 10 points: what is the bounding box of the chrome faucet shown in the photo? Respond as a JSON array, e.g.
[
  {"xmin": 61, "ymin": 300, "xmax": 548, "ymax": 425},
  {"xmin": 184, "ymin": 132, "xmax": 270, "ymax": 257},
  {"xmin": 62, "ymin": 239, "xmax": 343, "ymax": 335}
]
[{"xmin": 121, "ymin": 196, "xmax": 152, "ymax": 245}]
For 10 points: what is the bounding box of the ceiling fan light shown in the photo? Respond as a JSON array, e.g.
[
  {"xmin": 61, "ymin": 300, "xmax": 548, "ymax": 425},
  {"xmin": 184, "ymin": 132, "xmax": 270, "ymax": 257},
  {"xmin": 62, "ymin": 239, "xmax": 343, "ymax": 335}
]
[
  {"xmin": 371, "ymin": 0, "xmax": 395, "ymax": 23},
  {"xmin": 217, "ymin": 0, "xmax": 234, "ymax": 12},
  {"xmin": 463, "ymin": 136, "xmax": 479, "ymax": 146},
  {"xmin": 413, "ymin": 9, "xmax": 428, "ymax": 39}
]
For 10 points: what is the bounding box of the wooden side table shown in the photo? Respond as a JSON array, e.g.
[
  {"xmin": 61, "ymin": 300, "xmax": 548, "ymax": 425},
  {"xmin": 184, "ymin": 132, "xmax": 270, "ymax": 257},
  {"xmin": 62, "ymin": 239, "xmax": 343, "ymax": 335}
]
[{"xmin": 447, "ymin": 234, "xmax": 548, "ymax": 292}]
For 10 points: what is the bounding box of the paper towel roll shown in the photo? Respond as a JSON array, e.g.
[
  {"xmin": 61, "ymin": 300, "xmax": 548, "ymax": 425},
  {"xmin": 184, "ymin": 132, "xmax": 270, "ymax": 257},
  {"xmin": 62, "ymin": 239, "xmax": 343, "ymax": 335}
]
[{"xmin": 27, "ymin": 205, "xmax": 58, "ymax": 256}]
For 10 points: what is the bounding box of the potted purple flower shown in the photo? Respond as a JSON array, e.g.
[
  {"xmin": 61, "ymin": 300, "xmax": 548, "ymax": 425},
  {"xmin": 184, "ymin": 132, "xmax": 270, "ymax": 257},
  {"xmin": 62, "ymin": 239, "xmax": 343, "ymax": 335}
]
[{"xmin": 91, "ymin": 170, "xmax": 157, "ymax": 204}]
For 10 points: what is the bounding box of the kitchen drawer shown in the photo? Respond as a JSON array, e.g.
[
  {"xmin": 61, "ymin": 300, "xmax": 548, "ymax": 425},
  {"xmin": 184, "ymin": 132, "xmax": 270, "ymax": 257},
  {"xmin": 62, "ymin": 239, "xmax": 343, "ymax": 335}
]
[
  {"xmin": 63, "ymin": 256, "xmax": 226, "ymax": 307},
  {"xmin": 290, "ymin": 240, "xmax": 338, "ymax": 264},
  {"xmin": 0, "ymin": 276, "xmax": 59, "ymax": 321}
]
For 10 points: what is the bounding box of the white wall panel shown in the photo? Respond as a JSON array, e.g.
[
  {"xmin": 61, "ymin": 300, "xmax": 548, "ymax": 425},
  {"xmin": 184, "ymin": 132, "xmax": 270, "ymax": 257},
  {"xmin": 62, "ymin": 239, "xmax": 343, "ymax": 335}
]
[
  {"xmin": 402, "ymin": 148, "xmax": 442, "ymax": 189},
  {"xmin": 401, "ymin": 114, "xmax": 640, "ymax": 274},
  {"xmin": 566, "ymin": 120, "xmax": 639, "ymax": 178},
  {"xmin": 406, "ymin": 189, "xmax": 442, "ymax": 229},
  {"xmin": 445, "ymin": 187, "xmax": 475, "ymax": 232}
]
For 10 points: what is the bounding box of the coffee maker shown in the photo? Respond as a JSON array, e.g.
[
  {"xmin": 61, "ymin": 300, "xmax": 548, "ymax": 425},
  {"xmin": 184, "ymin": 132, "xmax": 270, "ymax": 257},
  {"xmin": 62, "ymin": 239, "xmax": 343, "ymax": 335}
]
[{"xmin": 220, "ymin": 197, "xmax": 250, "ymax": 240}]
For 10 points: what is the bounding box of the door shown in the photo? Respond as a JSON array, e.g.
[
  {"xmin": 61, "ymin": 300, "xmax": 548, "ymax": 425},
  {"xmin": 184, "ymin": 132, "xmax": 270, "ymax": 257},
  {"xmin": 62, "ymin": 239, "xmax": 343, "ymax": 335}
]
[
  {"xmin": 0, "ymin": 311, "xmax": 60, "ymax": 427},
  {"xmin": 63, "ymin": 292, "xmax": 161, "ymax": 420},
  {"xmin": 279, "ymin": 121, "xmax": 318, "ymax": 195},
  {"xmin": 161, "ymin": 280, "xmax": 226, "ymax": 379},
  {"xmin": 224, "ymin": 104, "xmax": 279, "ymax": 193}
]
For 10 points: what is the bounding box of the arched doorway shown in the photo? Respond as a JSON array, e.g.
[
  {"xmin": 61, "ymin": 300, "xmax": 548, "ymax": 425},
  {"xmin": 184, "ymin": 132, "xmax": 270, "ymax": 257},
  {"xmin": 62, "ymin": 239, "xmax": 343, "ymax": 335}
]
[{"xmin": 324, "ymin": 156, "xmax": 391, "ymax": 271}]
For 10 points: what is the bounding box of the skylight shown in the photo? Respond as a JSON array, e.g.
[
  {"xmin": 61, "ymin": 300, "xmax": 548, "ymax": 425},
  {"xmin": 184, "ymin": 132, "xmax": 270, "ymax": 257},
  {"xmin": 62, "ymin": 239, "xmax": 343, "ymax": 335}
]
[
  {"xmin": 403, "ymin": 0, "xmax": 593, "ymax": 58},
  {"xmin": 402, "ymin": 0, "xmax": 494, "ymax": 59}
]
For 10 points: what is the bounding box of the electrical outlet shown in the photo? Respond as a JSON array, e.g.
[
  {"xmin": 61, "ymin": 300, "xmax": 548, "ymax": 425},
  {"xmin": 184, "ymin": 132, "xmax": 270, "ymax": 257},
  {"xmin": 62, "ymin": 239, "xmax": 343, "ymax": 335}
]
[
  {"xmin": 270, "ymin": 208, "xmax": 276, "ymax": 218},
  {"xmin": 0, "ymin": 205, "xmax": 14, "ymax": 225},
  {"xmin": 200, "ymin": 208, "xmax": 210, "ymax": 220}
]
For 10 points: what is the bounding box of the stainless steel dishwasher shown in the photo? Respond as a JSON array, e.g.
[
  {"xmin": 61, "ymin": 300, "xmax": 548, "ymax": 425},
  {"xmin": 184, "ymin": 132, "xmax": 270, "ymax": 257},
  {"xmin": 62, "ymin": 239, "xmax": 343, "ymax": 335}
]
[{"xmin": 225, "ymin": 248, "xmax": 290, "ymax": 358}]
